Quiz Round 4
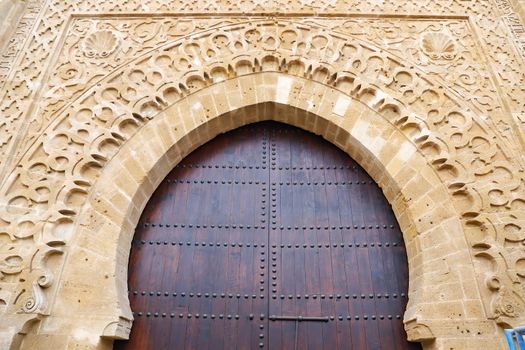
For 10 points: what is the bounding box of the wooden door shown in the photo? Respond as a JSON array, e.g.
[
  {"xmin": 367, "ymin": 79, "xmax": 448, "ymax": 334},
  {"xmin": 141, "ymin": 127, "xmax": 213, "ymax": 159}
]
[{"xmin": 114, "ymin": 122, "xmax": 421, "ymax": 350}]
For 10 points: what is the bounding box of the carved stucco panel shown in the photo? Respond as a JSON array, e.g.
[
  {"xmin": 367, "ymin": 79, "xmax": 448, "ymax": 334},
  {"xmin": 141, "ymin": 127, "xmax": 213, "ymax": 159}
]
[
  {"xmin": 21, "ymin": 16, "xmax": 525, "ymax": 164},
  {"xmin": 2, "ymin": 0, "xmax": 525, "ymax": 174},
  {"xmin": 0, "ymin": 0, "xmax": 519, "ymax": 170},
  {"xmin": 21, "ymin": 17, "xmax": 242, "ymax": 154}
]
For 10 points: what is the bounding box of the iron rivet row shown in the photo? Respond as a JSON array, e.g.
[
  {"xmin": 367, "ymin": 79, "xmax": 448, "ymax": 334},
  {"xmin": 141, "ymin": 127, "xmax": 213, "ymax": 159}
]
[
  {"xmin": 174, "ymin": 164, "xmax": 266, "ymax": 170},
  {"xmin": 267, "ymin": 293, "xmax": 405, "ymax": 300},
  {"xmin": 264, "ymin": 242, "xmax": 401, "ymax": 248},
  {"xmin": 167, "ymin": 179, "xmax": 266, "ymax": 185},
  {"xmin": 131, "ymin": 291, "xmax": 268, "ymax": 299},
  {"xmin": 269, "ymin": 225, "xmax": 397, "ymax": 230},
  {"xmin": 140, "ymin": 223, "xmax": 267, "ymax": 229},
  {"xmin": 137, "ymin": 240, "xmax": 268, "ymax": 247},
  {"xmin": 274, "ymin": 165, "xmax": 358, "ymax": 170},
  {"xmin": 270, "ymin": 181, "xmax": 374, "ymax": 186}
]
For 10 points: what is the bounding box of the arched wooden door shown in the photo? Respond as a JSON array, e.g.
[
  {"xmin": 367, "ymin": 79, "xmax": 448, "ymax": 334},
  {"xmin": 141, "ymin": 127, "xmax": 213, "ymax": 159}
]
[{"xmin": 114, "ymin": 122, "xmax": 421, "ymax": 350}]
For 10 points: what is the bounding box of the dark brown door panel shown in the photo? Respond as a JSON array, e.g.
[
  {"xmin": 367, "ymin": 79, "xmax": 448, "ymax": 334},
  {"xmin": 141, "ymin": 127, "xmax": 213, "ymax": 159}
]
[{"xmin": 114, "ymin": 122, "xmax": 420, "ymax": 350}]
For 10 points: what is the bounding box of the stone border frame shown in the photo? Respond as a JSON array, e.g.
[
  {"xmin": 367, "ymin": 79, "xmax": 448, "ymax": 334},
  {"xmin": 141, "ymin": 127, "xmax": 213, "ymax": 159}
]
[
  {"xmin": 1, "ymin": 17, "xmax": 524, "ymax": 350},
  {"xmin": 17, "ymin": 73, "xmax": 500, "ymax": 349}
]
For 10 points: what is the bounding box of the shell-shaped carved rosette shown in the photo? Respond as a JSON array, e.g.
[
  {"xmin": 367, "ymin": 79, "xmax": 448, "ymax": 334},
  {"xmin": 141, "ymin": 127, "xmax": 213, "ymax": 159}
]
[
  {"xmin": 82, "ymin": 30, "xmax": 119, "ymax": 59},
  {"xmin": 420, "ymin": 32, "xmax": 457, "ymax": 60}
]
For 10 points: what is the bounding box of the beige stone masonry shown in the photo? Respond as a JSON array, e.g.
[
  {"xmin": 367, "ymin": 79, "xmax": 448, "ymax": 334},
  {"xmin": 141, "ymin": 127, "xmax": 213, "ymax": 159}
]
[
  {"xmin": 1, "ymin": 2, "xmax": 525, "ymax": 349},
  {"xmin": 15, "ymin": 73, "xmax": 501, "ymax": 349}
]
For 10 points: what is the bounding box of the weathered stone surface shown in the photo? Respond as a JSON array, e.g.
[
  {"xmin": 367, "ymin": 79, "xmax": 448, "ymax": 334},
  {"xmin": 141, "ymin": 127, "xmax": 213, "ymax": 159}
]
[{"xmin": 1, "ymin": 1, "xmax": 525, "ymax": 349}]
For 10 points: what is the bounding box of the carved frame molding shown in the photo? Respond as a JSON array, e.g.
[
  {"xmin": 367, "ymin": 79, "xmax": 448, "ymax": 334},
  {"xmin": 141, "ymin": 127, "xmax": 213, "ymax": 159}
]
[{"xmin": 1, "ymin": 3, "xmax": 525, "ymax": 349}]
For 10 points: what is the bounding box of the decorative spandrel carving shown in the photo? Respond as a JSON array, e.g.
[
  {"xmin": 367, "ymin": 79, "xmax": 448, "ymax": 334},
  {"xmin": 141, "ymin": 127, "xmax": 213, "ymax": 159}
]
[
  {"xmin": 2, "ymin": 0, "xmax": 525, "ymax": 173},
  {"xmin": 330, "ymin": 19, "xmax": 510, "ymax": 143},
  {"xmin": 25, "ymin": 17, "xmax": 236, "ymax": 154}
]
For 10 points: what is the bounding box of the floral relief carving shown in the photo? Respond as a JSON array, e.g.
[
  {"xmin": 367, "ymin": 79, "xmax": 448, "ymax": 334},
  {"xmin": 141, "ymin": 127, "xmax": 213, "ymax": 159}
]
[{"xmin": 1, "ymin": 0, "xmax": 525, "ymax": 347}]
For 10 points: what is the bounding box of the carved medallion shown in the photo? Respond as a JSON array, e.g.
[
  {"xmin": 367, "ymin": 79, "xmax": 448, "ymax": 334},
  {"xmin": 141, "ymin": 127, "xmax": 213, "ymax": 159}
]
[
  {"xmin": 420, "ymin": 32, "xmax": 456, "ymax": 60},
  {"xmin": 82, "ymin": 30, "xmax": 119, "ymax": 58}
]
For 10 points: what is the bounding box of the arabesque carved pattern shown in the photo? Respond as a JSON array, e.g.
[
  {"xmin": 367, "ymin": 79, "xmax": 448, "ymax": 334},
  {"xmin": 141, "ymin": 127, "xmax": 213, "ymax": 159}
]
[
  {"xmin": 2, "ymin": 18, "xmax": 525, "ymax": 339},
  {"xmin": 3, "ymin": 0, "xmax": 525, "ymax": 177},
  {"xmin": 21, "ymin": 17, "xmax": 523, "ymax": 161},
  {"xmin": 20, "ymin": 17, "xmax": 241, "ymax": 154}
]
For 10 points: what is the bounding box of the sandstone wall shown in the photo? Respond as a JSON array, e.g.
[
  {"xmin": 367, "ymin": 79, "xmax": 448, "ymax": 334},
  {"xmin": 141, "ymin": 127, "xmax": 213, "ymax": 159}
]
[{"xmin": 1, "ymin": 1, "xmax": 525, "ymax": 349}]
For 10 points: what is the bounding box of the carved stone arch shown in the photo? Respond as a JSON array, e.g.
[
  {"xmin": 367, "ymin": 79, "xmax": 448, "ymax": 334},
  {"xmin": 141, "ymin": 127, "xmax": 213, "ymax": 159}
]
[
  {"xmin": 52, "ymin": 74, "xmax": 475, "ymax": 349},
  {"xmin": 0, "ymin": 19, "xmax": 522, "ymax": 350}
]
